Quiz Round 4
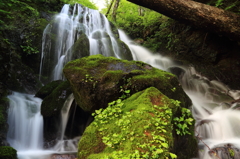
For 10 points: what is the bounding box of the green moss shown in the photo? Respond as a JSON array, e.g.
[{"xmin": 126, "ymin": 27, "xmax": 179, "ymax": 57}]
[
  {"xmin": 229, "ymin": 148, "xmax": 234, "ymax": 157},
  {"xmin": 35, "ymin": 80, "xmax": 63, "ymax": 99},
  {"xmin": 64, "ymin": 55, "xmax": 190, "ymax": 112},
  {"xmin": 0, "ymin": 146, "xmax": 17, "ymax": 159},
  {"xmin": 78, "ymin": 126, "xmax": 106, "ymax": 159},
  {"xmin": 78, "ymin": 87, "xmax": 182, "ymax": 159},
  {"xmin": 41, "ymin": 81, "xmax": 72, "ymax": 117}
]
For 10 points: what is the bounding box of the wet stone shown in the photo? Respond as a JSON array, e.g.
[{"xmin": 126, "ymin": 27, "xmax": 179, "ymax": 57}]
[{"xmin": 50, "ymin": 154, "xmax": 77, "ymax": 159}]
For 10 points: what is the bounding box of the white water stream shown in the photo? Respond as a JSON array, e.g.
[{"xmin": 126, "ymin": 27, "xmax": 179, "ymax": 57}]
[{"xmin": 7, "ymin": 3, "xmax": 240, "ymax": 159}]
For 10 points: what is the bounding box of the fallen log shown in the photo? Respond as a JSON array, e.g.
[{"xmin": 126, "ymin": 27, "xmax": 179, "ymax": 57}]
[{"xmin": 127, "ymin": 0, "xmax": 240, "ymax": 41}]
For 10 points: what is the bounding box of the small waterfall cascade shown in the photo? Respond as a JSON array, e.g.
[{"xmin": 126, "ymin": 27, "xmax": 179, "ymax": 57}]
[
  {"xmin": 179, "ymin": 66, "xmax": 240, "ymax": 158},
  {"xmin": 118, "ymin": 29, "xmax": 174, "ymax": 71},
  {"xmin": 39, "ymin": 4, "xmax": 126, "ymax": 83},
  {"xmin": 53, "ymin": 93, "xmax": 80, "ymax": 152},
  {"xmin": 6, "ymin": 92, "xmax": 53, "ymax": 159},
  {"xmin": 119, "ymin": 31, "xmax": 240, "ymax": 158},
  {"xmin": 7, "ymin": 92, "xmax": 43, "ymax": 151}
]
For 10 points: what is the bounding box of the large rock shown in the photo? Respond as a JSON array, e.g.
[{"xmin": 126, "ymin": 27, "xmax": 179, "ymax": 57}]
[
  {"xmin": 0, "ymin": 146, "xmax": 17, "ymax": 159},
  {"xmin": 37, "ymin": 80, "xmax": 72, "ymax": 143},
  {"xmin": 40, "ymin": 81, "xmax": 72, "ymax": 117},
  {"xmin": 63, "ymin": 54, "xmax": 191, "ymax": 113},
  {"xmin": 78, "ymin": 87, "xmax": 197, "ymax": 159}
]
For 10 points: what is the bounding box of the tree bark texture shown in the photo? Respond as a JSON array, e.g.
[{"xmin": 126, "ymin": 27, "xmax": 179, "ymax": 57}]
[
  {"xmin": 105, "ymin": 0, "xmax": 114, "ymax": 18},
  {"xmin": 112, "ymin": 0, "xmax": 120, "ymax": 22},
  {"xmin": 127, "ymin": 0, "xmax": 240, "ymax": 41}
]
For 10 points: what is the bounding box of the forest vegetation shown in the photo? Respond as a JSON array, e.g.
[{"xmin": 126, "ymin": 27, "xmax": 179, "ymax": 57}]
[{"xmin": 1, "ymin": 0, "xmax": 240, "ymax": 158}]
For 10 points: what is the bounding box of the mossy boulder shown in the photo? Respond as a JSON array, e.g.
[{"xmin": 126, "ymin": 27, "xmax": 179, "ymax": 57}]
[
  {"xmin": 35, "ymin": 80, "xmax": 63, "ymax": 99},
  {"xmin": 0, "ymin": 146, "xmax": 17, "ymax": 159},
  {"xmin": 69, "ymin": 33, "xmax": 90, "ymax": 60},
  {"xmin": 39, "ymin": 80, "xmax": 72, "ymax": 142},
  {"xmin": 41, "ymin": 81, "xmax": 72, "ymax": 117},
  {"xmin": 78, "ymin": 87, "xmax": 197, "ymax": 159},
  {"xmin": 118, "ymin": 40, "xmax": 133, "ymax": 60},
  {"xmin": 63, "ymin": 54, "xmax": 191, "ymax": 113}
]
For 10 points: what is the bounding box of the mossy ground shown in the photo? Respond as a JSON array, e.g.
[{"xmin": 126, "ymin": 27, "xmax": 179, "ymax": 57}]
[{"xmin": 78, "ymin": 87, "xmax": 194, "ymax": 159}]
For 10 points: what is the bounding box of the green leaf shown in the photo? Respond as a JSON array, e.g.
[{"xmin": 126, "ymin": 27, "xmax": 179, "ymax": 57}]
[
  {"xmin": 156, "ymin": 149, "xmax": 163, "ymax": 154},
  {"xmin": 161, "ymin": 143, "xmax": 168, "ymax": 148},
  {"xmin": 170, "ymin": 153, "xmax": 177, "ymax": 159},
  {"xmin": 124, "ymin": 90, "xmax": 130, "ymax": 94}
]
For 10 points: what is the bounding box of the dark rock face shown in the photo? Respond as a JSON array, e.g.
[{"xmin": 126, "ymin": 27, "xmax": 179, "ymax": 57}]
[
  {"xmin": 35, "ymin": 80, "xmax": 63, "ymax": 99},
  {"xmin": 51, "ymin": 153, "xmax": 77, "ymax": 159},
  {"xmin": 36, "ymin": 80, "xmax": 92, "ymax": 145},
  {"xmin": 40, "ymin": 81, "xmax": 72, "ymax": 117},
  {"xmin": 63, "ymin": 54, "xmax": 191, "ymax": 113},
  {"xmin": 0, "ymin": 85, "xmax": 10, "ymax": 147},
  {"xmin": 36, "ymin": 81, "xmax": 72, "ymax": 142}
]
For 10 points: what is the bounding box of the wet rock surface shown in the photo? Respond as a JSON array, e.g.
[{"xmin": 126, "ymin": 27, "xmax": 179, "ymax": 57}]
[
  {"xmin": 50, "ymin": 154, "xmax": 77, "ymax": 159},
  {"xmin": 63, "ymin": 54, "xmax": 191, "ymax": 113},
  {"xmin": 210, "ymin": 144, "xmax": 240, "ymax": 159}
]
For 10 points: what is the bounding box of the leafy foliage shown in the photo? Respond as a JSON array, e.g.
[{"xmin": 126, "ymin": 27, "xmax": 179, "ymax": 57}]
[
  {"xmin": 174, "ymin": 108, "xmax": 194, "ymax": 136},
  {"xmin": 89, "ymin": 87, "xmax": 188, "ymax": 159},
  {"xmin": 105, "ymin": 0, "xmax": 162, "ymax": 40}
]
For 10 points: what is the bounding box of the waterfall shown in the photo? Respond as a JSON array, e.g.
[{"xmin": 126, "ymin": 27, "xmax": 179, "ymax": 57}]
[
  {"xmin": 7, "ymin": 3, "xmax": 240, "ymax": 159},
  {"xmin": 39, "ymin": 4, "xmax": 129, "ymax": 83},
  {"xmin": 6, "ymin": 92, "xmax": 54, "ymax": 159},
  {"xmin": 118, "ymin": 29, "xmax": 174, "ymax": 71},
  {"xmin": 53, "ymin": 93, "xmax": 80, "ymax": 152},
  {"xmin": 179, "ymin": 67, "xmax": 240, "ymax": 159},
  {"xmin": 118, "ymin": 28, "xmax": 240, "ymax": 158},
  {"xmin": 7, "ymin": 92, "xmax": 43, "ymax": 150}
]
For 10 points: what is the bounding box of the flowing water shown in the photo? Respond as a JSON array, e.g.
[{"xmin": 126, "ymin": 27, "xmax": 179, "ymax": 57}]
[
  {"xmin": 7, "ymin": 92, "xmax": 54, "ymax": 159},
  {"xmin": 7, "ymin": 3, "xmax": 240, "ymax": 159},
  {"xmin": 39, "ymin": 4, "xmax": 130, "ymax": 83}
]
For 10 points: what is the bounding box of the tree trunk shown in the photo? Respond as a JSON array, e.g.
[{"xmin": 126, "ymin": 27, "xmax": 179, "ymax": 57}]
[
  {"xmin": 127, "ymin": 0, "xmax": 240, "ymax": 41},
  {"xmin": 112, "ymin": 0, "xmax": 120, "ymax": 22},
  {"xmin": 105, "ymin": 0, "xmax": 115, "ymax": 18}
]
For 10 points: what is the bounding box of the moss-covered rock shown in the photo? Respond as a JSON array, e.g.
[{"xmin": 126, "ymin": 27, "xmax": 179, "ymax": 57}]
[
  {"xmin": 69, "ymin": 33, "xmax": 90, "ymax": 60},
  {"xmin": 78, "ymin": 87, "xmax": 197, "ymax": 159},
  {"xmin": 39, "ymin": 80, "xmax": 72, "ymax": 143},
  {"xmin": 0, "ymin": 146, "xmax": 17, "ymax": 159},
  {"xmin": 118, "ymin": 39, "xmax": 133, "ymax": 60},
  {"xmin": 35, "ymin": 80, "xmax": 63, "ymax": 99},
  {"xmin": 63, "ymin": 54, "xmax": 191, "ymax": 113},
  {"xmin": 41, "ymin": 81, "xmax": 72, "ymax": 117}
]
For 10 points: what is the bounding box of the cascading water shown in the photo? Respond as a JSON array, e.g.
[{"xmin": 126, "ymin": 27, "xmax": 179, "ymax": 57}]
[
  {"xmin": 6, "ymin": 92, "xmax": 54, "ymax": 159},
  {"xmin": 118, "ymin": 20, "xmax": 240, "ymax": 159},
  {"xmin": 7, "ymin": 3, "xmax": 240, "ymax": 159},
  {"xmin": 53, "ymin": 93, "xmax": 80, "ymax": 152},
  {"xmin": 39, "ymin": 3, "xmax": 131, "ymax": 83},
  {"xmin": 179, "ymin": 67, "xmax": 240, "ymax": 159},
  {"xmin": 7, "ymin": 92, "xmax": 43, "ymax": 150},
  {"xmin": 118, "ymin": 29, "xmax": 174, "ymax": 71}
]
